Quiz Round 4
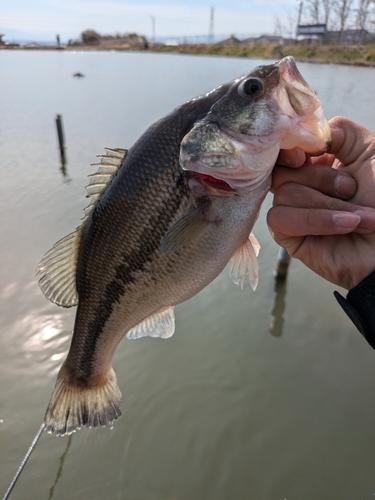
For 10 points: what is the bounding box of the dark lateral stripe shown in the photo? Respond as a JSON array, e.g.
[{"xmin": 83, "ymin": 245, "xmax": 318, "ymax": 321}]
[{"xmin": 79, "ymin": 174, "xmax": 188, "ymax": 377}]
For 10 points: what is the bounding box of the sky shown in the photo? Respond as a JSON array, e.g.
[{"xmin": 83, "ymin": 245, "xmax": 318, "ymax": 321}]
[{"xmin": 0, "ymin": 0, "xmax": 299, "ymax": 43}]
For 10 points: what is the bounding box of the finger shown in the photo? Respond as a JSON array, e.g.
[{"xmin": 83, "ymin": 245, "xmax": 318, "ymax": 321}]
[
  {"xmin": 274, "ymin": 182, "xmax": 355, "ymax": 210},
  {"xmin": 273, "ymin": 183, "xmax": 375, "ymax": 231},
  {"xmin": 271, "ymin": 164, "xmax": 357, "ymax": 199},
  {"xmin": 329, "ymin": 116, "xmax": 375, "ymax": 165},
  {"xmin": 267, "ymin": 206, "xmax": 361, "ymax": 237},
  {"xmin": 307, "ymin": 152, "xmax": 337, "ymax": 167},
  {"xmin": 276, "ymin": 148, "xmax": 306, "ymax": 168},
  {"xmin": 267, "ymin": 232, "xmax": 304, "ymax": 257}
]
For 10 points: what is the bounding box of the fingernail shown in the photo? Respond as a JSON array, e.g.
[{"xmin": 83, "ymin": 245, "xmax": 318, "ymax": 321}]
[
  {"xmin": 334, "ymin": 174, "xmax": 356, "ymax": 197},
  {"xmin": 354, "ymin": 209, "xmax": 375, "ymax": 228},
  {"xmin": 332, "ymin": 212, "xmax": 360, "ymax": 228}
]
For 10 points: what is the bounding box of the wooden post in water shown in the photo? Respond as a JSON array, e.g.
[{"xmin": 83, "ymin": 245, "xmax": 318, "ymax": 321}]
[
  {"xmin": 274, "ymin": 246, "xmax": 291, "ymax": 280},
  {"xmin": 55, "ymin": 114, "xmax": 67, "ymax": 176},
  {"xmin": 55, "ymin": 114, "xmax": 65, "ymax": 157}
]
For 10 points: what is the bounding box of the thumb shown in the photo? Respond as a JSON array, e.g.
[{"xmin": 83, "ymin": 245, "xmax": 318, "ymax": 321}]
[{"xmin": 328, "ymin": 116, "xmax": 375, "ymax": 165}]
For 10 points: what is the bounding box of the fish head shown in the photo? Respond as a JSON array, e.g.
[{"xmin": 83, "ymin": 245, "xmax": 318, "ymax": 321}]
[{"xmin": 180, "ymin": 56, "xmax": 331, "ymax": 192}]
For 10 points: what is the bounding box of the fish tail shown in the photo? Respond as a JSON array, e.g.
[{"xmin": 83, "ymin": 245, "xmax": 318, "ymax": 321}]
[{"xmin": 44, "ymin": 364, "xmax": 122, "ymax": 436}]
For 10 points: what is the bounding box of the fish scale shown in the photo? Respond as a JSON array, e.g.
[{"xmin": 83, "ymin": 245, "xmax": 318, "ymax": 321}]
[{"xmin": 37, "ymin": 57, "xmax": 331, "ymax": 435}]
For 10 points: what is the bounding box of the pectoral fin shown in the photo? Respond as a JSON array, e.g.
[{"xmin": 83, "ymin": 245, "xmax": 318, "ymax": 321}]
[
  {"xmin": 160, "ymin": 201, "xmax": 212, "ymax": 254},
  {"xmin": 249, "ymin": 232, "xmax": 260, "ymax": 257},
  {"xmin": 229, "ymin": 232, "xmax": 260, "ymax": 291},
  {"xmin": 126, "ymin": 307, "xmax": 175, "ymax": 339}
]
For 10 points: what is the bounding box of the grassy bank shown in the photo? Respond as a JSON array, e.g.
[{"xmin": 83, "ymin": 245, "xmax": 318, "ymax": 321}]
[
  {"xmin": 3, "ymin": 42, "xmax": 375, "ymax": 66},
  {"xmin": 148, "ymin": 42, "xmax": 375, "ymax": 67}
]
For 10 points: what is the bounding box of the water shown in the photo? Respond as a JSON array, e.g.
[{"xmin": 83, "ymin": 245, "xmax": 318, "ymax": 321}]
[{"xmin": 1, "ymin": 50, "xmax": 375, "ymax": 500}]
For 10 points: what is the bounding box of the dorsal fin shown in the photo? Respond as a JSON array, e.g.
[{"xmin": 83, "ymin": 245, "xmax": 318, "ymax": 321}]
[
  {"xmin": 37, "ymin": 148, "xmax": 127, "ymax": 307},
  {"xmin": 82, "ymin": 148, "xmax": 127, "ymax": 222}
]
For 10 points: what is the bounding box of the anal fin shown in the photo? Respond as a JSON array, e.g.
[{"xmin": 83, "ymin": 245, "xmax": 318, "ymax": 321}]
[
  {"xmin": 229, "ymin": 232, "xmax": 260, "ymax": 291},
  {"xmin": 126, "ymin": 307, "xmax": 175, "ymax": 339}
]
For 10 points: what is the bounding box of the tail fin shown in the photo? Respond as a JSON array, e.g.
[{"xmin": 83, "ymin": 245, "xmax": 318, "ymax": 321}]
[{"xmin": 44, "ymin": 366, "xmax": 122, "ymax": 436}]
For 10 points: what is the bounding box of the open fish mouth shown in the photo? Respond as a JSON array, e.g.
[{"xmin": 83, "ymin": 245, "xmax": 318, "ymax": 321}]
[
  {"xmin": 193, "ymin": 171, "xmax": 236, "ymax": 192},
  {"xmin": 275, "ymin": 56, "xmax": 331, "ymax": 154},
  {"xmin": 277, "ymin": 56, "xmax": 315, "ymax": 99}
]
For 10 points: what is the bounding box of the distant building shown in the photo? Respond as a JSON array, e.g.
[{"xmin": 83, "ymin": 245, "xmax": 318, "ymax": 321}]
[
  {"xmin": 296, "ymin": 25, "xmax": 375, "ymax": 44},
  {"xmin": 218, "ymin": 34, "xmax": 296, "ymax": 46},
  {"xmin": 23, "ymin": 42, "xmax": 44, "ymax": 48},
  {"xmin": 324, "ymin": 29, "xmax": 370, "ymax": 45},
  {"xmin": 254, "ymin": 35, "xmax": 284, "ymax": 44},
  {"xmin": 241, "ymin": 37, "xmax": 257, "ymax": 44},
  {"xmin": 215, "ymin": 35, "xmax": 241, "ymax": 45},
  {"xmin": 297, "ymin": 24, "xmax": 326, "ymax": 36},
  {"xmin": 242, "ymin": 35, "xmax": 295, "ymax": 45}
]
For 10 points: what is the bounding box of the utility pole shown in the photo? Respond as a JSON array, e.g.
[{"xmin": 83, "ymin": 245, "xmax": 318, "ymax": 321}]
[
  {"xmin": 209, "ymin": 7, "xmax": 214, "ymax": 44},
  {"xmin": 297, "ymin": 1, "xmax": 303, "ymax": 31}
]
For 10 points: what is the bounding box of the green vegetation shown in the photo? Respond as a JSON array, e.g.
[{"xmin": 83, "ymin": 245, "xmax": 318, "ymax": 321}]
[{"xmin": 148, "ymin": 43, "xmax": 375, "ymax": 67}]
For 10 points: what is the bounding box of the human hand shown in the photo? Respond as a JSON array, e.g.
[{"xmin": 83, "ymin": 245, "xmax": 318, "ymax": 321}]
[{"xmin": 268, "ymin": 116, "xmax": 375, "ymax": 290}]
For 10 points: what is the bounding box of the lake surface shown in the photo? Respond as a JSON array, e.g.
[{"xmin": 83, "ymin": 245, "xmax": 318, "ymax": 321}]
[{"xmin": 1, "ymin": 50, "xmax": 375, "ymax": 500}]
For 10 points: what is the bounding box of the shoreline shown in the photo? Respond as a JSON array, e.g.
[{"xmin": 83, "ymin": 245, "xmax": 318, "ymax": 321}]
[
  {"xmin": 147, "ymin": 43, "xmax": 375, "ymax": 68},
  {"xmin": 2, "ymin": 43, "xmax": 375, "ymax": 68}
]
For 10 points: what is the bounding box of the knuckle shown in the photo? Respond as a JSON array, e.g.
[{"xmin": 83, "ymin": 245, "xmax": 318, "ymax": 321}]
[
  {"xmin": 266, "ymin": 206, "xmax": 282, "ymax": 231},
  {"xmin": 273, "ymin": 182, "xmax": 299, "ymax": 205},
  {"xmin": 306, "ymin": 209, "xmax": 318, "ymax": 228}
]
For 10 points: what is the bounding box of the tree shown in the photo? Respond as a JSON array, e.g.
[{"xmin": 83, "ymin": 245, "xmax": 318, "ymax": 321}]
[
  {"xmin": 355, "ymin": 0, "xmax": 372, "ymax": 30},
  {"xmin": 333, "ymin": 0, "xmax": 354, "ymax": 42},
  {"xmin": 81, "ymin": 30, "xmax": 101, "ymax": 45},
  {"xmin": 321, "ymin": 0, "xmax": 334, "ymax": 28},
  {"xmin": 305, "ymin": 0, "xmax": 322, "ymax": 23},
  {"xmin": 274, "ymin": 15, "xmax": 285, "ymax": 36},
  {"xmin": 285, "ymin": 8, "xmax": 298, "ymax": 37}
]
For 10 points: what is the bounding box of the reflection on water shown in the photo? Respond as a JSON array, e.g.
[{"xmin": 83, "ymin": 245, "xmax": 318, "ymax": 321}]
[
  {"xmin": 48, "ymin": 435, "xmax": 73, "ymax": 500},
  {"xmin": 59, "ymin": 150, "xmax": 68, "ymax": 179},
  {"xmin": 269, "ymin": 276, "xmax": 288, "ymax": 338},
  {"xmin": 1, "ymin": 51, "xmax": 375, "ymax": 500},
  {"xmin": 18, "ymin": 313, "xmax": 69, "ymax": 362},
  {"xmin": 269, "ymin": 247, "xmax": 291, "ymax": 337}
]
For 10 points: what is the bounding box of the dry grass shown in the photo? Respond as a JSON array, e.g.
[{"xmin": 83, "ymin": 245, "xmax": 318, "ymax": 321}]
[{"xmin": 148, "ymin": 43, "xmax": 375, "ymax": 67}]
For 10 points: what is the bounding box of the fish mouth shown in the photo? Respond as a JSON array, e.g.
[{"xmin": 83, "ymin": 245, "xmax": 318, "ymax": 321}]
[
  {"xmin": 277, "ymin": 56, "xmax": 315, "ymax": 98},
  {"xmin": 276, "ymin": 56, "xmax": 331, "ymax": 154},
  {"xmin": 191, "ymin": 171, "xmax": 237, "ymax": 196}
]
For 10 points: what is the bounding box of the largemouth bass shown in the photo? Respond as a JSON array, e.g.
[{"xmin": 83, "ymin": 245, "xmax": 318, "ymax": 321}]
[{"xmin": 37, "ymin": 56, "xmax": 330, "ymax": 436}]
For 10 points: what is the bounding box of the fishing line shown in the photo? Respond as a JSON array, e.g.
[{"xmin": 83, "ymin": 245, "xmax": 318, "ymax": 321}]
[{"xmin": 2, "ymin": 422, "xmax": 45, "ymax": 500}]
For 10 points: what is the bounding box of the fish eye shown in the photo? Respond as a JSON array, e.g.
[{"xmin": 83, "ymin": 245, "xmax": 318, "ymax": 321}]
[{"xmin": 242, "ymin": 78, "xmax": 264, "ymax": 97}]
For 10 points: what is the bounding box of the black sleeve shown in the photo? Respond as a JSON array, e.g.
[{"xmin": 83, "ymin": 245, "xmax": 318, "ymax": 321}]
[{"xmin": 334, "ymin": 271, "xmax": 375, "ymax": 350}]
